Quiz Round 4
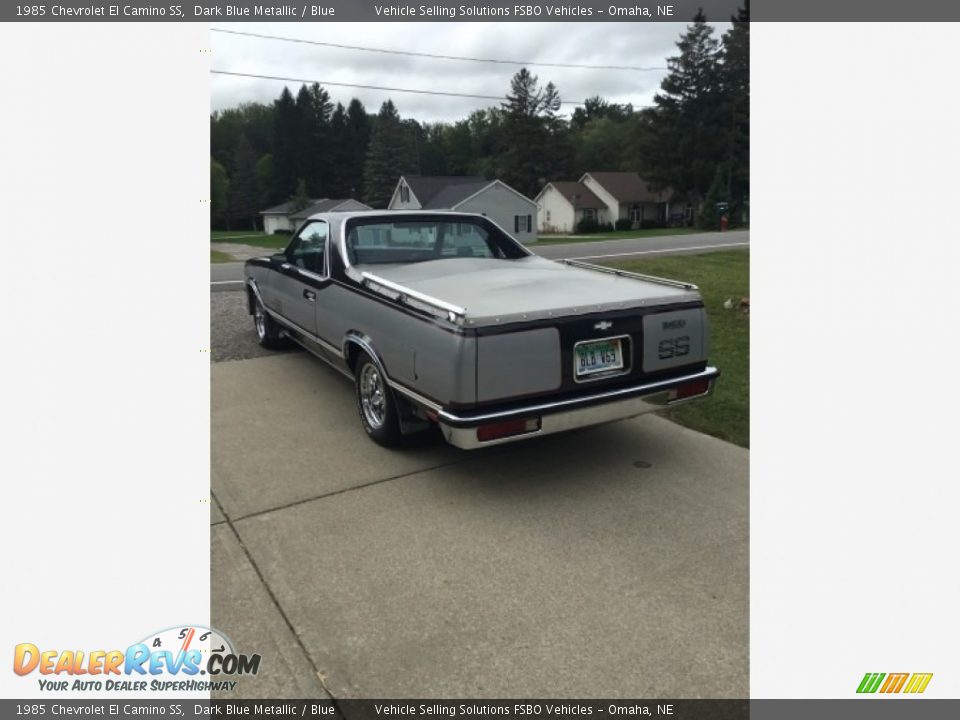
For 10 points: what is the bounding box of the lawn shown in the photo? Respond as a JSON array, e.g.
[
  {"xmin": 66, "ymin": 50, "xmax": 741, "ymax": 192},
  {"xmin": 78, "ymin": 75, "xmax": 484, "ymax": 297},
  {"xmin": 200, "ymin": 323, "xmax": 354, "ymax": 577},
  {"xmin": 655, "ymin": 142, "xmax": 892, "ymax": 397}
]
[
  {"xmin": 606, "ymin": 250, "xmax": 749, "ymax": 448},
  {"xmin": 210, "ymin": 249, "xmax": 236, "ymax": 263},
  {"xmin": 538, "ymin": 227, "xmax": 704, "ymax": 244},
  {"xmin": 211, "ymin": 232, "xmax": 288, "ymax": 249}
]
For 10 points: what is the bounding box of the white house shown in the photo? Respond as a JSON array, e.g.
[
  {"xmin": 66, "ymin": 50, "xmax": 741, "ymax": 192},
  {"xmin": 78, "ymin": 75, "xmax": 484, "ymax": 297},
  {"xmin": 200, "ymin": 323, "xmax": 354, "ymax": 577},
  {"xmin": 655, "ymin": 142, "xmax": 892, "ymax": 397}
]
[
  {"xmin": 535, "ymin": 181, "xmax": 608, "ymax": 233},
  {"xmin": 259, "ymin": 197, "xmax": 371, "ymax": 234},
  {"xmin": 579, "ymin": 172, "xmax": 673, "ymax": 227},
  {"xmin": 388, "ymin": 175, "xmax": 538, "ymax": 244}
]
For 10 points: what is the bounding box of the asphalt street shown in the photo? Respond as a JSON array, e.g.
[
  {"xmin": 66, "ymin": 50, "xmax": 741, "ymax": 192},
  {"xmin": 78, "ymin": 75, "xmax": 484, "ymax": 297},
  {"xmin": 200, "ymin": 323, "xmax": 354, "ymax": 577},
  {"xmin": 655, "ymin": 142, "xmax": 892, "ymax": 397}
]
[
  {"xmin": 210, "ymin": 230, "xmax": 749, "ymax": 290},
  {"xmin": 210, "ymin": 238, "xmax": 750, "ymax": 697}
]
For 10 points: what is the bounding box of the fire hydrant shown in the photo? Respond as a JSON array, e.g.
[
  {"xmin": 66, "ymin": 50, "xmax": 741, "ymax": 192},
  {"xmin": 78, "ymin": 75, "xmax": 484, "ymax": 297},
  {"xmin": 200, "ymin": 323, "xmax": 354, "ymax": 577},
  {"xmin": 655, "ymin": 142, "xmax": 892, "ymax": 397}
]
[{"xmin": 720, "ymin": 214, "xmax": 729, "ymax": 232}]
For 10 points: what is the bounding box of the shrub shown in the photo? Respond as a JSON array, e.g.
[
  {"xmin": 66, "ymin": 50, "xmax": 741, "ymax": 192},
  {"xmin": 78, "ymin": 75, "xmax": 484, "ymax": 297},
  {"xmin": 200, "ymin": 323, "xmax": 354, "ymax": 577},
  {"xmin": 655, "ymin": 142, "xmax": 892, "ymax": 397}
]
[
  {"xmin": 599, "ymin": 221, "xmax": 615, "ymax": 233},
  {"xmin": 272, "ymin": 228, "xmax": 293, "ymax": 236},
  {"xmin": 576, "ymin": 216, "xmax": 600, "ymax": 234},
  {"xmin": 615, "ymin": 218, "xmax": 633, "ymax": 231}
]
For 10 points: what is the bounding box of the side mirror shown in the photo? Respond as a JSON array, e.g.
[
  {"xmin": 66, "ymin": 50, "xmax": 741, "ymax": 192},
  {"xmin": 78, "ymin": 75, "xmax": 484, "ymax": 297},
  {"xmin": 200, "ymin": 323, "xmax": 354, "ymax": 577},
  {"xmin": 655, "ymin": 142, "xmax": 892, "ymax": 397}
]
[{"xmin": 269, "ymin": 253, "xmax": 286, "ymax": 267}]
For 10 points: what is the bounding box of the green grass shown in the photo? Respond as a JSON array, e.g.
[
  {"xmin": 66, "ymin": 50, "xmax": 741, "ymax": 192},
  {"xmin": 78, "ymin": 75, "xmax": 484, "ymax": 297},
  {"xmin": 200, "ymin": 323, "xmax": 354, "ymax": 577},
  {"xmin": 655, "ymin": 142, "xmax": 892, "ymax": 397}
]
[
  {"xmin": 210, "ymin": 249, "xmax": 236, "ymax": 263},
  {"xmin": 211, "ymin": 230, "xmax": 266, "ymax": 239},
  {"xmin": 211, "ymin": 233, "xmax": 289, "ymax": 249},
  {"xmin": 538, "ymin": 227, "xmax": 704, "ymax": 244},
  {"xmin": 607, "ymin": 250, "xmax": 749, "ymax": 448}
]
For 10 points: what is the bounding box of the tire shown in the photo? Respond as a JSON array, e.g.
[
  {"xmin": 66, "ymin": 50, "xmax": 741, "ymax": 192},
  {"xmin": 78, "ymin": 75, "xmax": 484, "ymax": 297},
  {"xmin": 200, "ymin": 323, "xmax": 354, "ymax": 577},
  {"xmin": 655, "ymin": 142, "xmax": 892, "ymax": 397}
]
[
  {"xmin": 354, "ymin": 351, "xmax": 403, "ymax": 447},
  {"xmin": 253, "ymin": 296, "xmax": 284, "ymax": 349}
]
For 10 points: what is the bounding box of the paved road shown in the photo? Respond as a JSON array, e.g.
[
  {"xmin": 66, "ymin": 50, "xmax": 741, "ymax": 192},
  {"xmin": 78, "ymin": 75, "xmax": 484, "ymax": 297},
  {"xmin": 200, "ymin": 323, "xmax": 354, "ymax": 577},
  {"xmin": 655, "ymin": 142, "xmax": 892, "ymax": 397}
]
[
  {"xmin": 211, "ymin": 230, "xmax": 749, "ymax": 291},
  {"xmin": 211, "ymin": 350, "xmax": 748, "ymax": 699}
]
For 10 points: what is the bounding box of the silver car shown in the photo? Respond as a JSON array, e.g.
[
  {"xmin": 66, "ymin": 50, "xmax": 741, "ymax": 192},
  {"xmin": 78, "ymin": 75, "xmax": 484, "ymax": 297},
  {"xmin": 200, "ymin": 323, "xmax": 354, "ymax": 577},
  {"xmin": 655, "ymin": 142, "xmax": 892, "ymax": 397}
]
[{"xmin": 245, "ymin": 211, "xmax": 719, "ymax": 449}]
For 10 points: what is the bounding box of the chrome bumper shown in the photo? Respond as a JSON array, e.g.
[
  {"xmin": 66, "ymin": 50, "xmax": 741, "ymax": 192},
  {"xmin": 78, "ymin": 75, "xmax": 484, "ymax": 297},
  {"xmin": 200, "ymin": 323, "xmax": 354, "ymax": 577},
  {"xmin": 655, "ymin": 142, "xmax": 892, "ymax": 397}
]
[{"xmin": 438, "ymin": 366, "xmax": 719, "ymax": 450}]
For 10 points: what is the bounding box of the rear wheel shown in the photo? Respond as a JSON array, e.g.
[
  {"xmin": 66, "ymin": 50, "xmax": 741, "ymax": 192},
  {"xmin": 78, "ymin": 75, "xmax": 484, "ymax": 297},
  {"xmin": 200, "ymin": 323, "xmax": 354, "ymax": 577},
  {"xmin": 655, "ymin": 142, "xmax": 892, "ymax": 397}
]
[
  {"xmin": 354, "ymin": 351, "xmax": 403, "ymax": 447},
  {"xmin": 253, "ymin": 296, "xmax": 284, "ymax": 349}
]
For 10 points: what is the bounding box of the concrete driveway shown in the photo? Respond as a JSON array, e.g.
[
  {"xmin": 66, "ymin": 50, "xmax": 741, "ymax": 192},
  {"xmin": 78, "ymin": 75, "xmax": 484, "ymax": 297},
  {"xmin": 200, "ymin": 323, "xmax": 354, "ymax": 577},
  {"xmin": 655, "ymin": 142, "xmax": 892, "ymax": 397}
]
[{"xmin": 211, "ymin": 348, "xmax": 749, "ymax": 699}]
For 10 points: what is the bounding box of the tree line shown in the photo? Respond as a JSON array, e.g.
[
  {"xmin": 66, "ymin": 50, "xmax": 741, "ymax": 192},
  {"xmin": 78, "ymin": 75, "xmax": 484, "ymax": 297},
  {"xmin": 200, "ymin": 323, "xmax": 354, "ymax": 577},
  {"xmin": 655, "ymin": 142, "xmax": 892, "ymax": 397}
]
[{"xmin": 211, "ymin": 9, "xmax": 748, "ymax": 230}]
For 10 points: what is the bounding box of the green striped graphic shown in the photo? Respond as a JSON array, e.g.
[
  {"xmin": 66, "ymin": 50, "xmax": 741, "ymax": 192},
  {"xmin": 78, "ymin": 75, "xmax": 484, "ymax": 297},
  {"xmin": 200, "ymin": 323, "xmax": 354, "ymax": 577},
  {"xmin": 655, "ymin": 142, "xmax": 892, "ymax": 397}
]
[{"xmin": 856, "ymin": 672, "xmax": 886, "ymax": 693}]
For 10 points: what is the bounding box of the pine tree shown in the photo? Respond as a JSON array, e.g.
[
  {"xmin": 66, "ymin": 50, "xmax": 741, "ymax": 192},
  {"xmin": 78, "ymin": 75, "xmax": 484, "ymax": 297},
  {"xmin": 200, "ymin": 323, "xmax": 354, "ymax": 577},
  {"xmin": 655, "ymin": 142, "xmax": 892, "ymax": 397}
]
[
  {"xmin": 272, "ymin": 87, "xmax": 299, "ymax": 200},
  {"xmin": 210, "ymin": 159, "xmax": 230, "ymax": 229},
  {"xmin": 289, "ymin": 178, "xmax": 310, "ymax": 213},
  {"xmin": 228, "ymin": 135, "xmax": 261, "ymax": 230},
  {"xmin": 698, "ymin": 164, "xmax": 729, "ymax": 230},
  {"xmin": 362, "ymin": 100, "xmax": 416, "ymax": 208},
  {"xmin": 641, "ymin": 12, "xmax": 725, "ymax": 204},
  {"xmin": 720, "ymin": 3, "xmax": 750, "ymax": 220}
]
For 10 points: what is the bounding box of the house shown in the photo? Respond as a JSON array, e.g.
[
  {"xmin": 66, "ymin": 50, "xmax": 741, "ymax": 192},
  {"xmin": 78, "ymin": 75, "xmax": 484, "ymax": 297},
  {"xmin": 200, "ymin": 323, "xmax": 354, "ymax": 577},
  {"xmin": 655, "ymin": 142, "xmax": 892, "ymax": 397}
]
[
  {"xmin": 388, "ymin": 175, "xmax": 538, "ymax": 244},
  {"xmin": 579, "ymin": 172, "xmax": 674, "ymax": 228},
  {"xmin": 259, "ymin": 198, "xmax": 371, "ymax": 234},
  {"xmin": 535, "ymin": 181, "xmax": 608, "ymax": 233}
]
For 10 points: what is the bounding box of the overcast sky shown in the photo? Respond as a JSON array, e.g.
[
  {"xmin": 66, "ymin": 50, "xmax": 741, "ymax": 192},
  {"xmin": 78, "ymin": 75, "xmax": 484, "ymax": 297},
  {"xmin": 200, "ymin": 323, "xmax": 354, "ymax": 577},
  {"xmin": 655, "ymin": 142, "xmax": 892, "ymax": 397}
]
[{"xmin": 210, "ymin": 21, "xmax": 730, "ymax": 123}]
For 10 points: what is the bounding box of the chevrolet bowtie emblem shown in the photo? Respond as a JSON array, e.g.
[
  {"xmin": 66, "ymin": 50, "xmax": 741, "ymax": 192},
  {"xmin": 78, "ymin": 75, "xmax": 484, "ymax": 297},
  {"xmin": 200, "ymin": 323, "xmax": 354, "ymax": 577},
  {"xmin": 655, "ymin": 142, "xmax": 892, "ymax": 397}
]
[{"xmin": 594, "ymin": 321, "xmax": 613, "ymax": 331}]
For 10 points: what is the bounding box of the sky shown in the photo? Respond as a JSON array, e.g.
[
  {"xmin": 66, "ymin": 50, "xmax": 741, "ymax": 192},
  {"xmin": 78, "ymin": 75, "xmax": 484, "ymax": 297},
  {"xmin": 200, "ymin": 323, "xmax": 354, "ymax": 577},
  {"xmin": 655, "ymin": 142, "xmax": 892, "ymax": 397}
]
[{"xmin": 209, "ymin": 21, "xmax": 730, "ymax": 123}]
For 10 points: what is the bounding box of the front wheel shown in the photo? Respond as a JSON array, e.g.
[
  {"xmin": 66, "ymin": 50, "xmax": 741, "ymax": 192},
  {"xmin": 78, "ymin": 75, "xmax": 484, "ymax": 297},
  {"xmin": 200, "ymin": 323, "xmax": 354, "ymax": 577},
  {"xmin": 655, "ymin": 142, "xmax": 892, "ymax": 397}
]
[
  {"xmin": 253, "ymin": 296, "xmax": 284, "ymax": 349},
  {"xmin": 354, "ymin": 352, "xmax": 403, "ymax": 447}
]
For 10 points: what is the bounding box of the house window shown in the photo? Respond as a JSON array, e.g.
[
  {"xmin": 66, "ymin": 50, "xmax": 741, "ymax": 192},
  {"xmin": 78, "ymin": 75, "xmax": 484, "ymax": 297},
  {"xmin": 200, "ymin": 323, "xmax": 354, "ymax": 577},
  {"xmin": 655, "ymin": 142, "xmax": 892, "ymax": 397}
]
[
  {"xmin": 546, "ymin": 210, "xmax": 551, "ymax": 222},
  {"xmin": 514, "ymin": 215, "xmax": 533, "ymax": 233},
  {"xmin": 583, "ymin": 208, "xmax": 596, "ymax": 220},
  {"xmin": 630, "ymin": 205, "xmax": 643, "ymax": 223},
  {"xmin": 400, "ymin": 184, "xmax": 409, "ymax": 203}
]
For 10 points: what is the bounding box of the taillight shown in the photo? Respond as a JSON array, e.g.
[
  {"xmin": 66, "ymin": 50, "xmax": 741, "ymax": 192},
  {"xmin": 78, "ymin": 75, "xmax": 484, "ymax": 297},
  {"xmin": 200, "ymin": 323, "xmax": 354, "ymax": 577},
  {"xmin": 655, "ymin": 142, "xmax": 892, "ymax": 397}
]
[
  {"xmin": 675, "ymin": 378, "xmax": 711, "ymax": 400},
  {"xmin": 476, "ymin": 417, "xmax": 541, "ymax": 442}
]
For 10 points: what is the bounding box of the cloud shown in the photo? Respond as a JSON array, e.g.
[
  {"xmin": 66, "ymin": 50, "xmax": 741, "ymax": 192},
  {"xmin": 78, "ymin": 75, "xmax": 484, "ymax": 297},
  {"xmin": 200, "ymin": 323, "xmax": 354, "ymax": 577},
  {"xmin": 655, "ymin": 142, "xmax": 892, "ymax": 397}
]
[{"xmin": 210, "ymin": 21, "xmax": 730, "ymax": 122}]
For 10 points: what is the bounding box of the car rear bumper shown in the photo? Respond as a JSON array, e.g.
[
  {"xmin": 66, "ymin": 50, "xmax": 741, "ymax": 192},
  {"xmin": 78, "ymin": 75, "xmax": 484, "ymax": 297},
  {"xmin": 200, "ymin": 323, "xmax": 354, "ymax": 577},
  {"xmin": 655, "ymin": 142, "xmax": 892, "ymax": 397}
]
[{"xmin": 437, "ymin": 366, "xmax": 719, "ymax": 449}]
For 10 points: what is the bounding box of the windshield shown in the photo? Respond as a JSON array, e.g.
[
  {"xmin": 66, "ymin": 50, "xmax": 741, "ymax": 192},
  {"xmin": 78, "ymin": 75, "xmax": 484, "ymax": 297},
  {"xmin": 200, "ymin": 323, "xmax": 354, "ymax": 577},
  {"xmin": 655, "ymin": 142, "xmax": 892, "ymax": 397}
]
[{"xmin": 345, "ymin": 217, "xmax": 528, "ymax": 265}]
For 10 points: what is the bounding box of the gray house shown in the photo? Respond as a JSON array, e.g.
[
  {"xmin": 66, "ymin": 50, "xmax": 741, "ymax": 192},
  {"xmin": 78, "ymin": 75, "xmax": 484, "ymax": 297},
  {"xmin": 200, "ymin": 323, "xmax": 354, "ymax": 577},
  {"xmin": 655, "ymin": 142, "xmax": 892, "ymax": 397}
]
[
  {"xmin": 260, "ymin": 197, "xmax": 371, "ymax": 234},
  {"xmin": 388, "ymin": 175, "xmax": 537, "ymax": 244}
]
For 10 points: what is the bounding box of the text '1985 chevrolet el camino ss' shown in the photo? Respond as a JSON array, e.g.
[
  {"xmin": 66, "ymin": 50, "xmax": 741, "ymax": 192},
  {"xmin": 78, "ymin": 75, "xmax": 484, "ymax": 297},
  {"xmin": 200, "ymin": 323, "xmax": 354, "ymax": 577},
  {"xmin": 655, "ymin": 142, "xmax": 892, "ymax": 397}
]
[{"xmin": 245, "ymin": 211, "xmax": 719, "ymax": 449}]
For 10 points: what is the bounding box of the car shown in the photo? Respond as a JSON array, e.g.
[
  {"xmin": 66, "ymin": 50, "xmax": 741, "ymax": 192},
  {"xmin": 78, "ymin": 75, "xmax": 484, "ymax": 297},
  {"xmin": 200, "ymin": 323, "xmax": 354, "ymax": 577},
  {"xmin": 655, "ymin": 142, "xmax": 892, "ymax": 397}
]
[{"xmin": 244, "ymin": 211, "xmax": 719, "ymax": 449}]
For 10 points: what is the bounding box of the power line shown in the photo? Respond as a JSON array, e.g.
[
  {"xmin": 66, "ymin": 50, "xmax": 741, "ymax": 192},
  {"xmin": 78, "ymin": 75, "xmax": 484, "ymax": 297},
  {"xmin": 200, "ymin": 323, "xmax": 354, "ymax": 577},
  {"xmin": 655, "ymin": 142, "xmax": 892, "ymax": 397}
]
[
  {"xmin": 211, "ymin": 69, "xmax": 595, "ymax": 105},
  {"xmin": 210, "ymin": 28, "xmax": 668, "ymax": 73}
]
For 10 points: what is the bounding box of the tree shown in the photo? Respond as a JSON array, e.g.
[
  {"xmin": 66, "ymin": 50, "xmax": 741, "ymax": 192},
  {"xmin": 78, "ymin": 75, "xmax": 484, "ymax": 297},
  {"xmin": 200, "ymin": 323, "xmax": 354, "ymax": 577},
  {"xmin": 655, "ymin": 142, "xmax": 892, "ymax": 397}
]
[
  {"xmin": 210, "ymin": 158, "xmax": 230, "ymax": 229},
  {"xmin": 720, "ymin": 3, "xmax": 750, "ymax": 219},
  {"xmin": 289, "ymin": 178, "xmax": 310, "ymax": 213},
  {"xmin": 697, "ymin": 164, "xmax": 729, "ymax": 230},
  {"xmin": 272, "ymin": 87, "xmax": 299, "ymax": 201},
  {"xmin": 228, "ymin": 134, "xmax": 260, "ymax": 230},
  {"xmin": 499, "ymin": 69, "xmax": 566, "ymax": 197},
  {"xmin": 640, "ymin": 12, "xmax": 725, "ymax": 203},
  {"xmin": 362, "ymin": 100, "xmax": 417, "ymax": 208}
]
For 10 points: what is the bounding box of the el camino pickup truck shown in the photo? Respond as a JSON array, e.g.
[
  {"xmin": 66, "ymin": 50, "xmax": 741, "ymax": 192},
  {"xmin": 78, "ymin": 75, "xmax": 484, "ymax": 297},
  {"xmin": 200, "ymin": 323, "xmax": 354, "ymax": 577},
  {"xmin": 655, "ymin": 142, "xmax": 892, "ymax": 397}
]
[{"xmin": 245, "ymin": 211, "xmax": 718, "ymax": 449}]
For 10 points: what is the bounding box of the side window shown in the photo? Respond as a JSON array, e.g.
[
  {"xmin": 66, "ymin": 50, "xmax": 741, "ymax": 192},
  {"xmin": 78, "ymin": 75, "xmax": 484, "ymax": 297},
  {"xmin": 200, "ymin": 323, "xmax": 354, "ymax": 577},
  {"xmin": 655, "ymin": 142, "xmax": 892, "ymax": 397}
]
[{"xmin": 288, "ymin": 221, "xmax": 328, "ymax": 276}]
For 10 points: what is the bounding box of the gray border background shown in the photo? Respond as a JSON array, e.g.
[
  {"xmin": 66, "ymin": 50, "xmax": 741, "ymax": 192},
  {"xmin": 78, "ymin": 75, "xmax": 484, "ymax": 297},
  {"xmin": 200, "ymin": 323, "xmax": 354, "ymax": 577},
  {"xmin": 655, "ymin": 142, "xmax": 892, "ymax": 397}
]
[{"xmin": 6, "ymin": 0, "xmax": 959, "ymax": 22}]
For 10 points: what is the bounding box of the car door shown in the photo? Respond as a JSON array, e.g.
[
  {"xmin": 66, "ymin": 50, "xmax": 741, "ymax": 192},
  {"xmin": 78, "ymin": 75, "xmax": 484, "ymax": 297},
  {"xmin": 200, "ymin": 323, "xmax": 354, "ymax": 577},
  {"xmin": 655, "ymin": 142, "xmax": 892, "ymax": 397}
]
[{"xmin": 271, "ymin": 220, "xmax": 329, "ymax": 336}]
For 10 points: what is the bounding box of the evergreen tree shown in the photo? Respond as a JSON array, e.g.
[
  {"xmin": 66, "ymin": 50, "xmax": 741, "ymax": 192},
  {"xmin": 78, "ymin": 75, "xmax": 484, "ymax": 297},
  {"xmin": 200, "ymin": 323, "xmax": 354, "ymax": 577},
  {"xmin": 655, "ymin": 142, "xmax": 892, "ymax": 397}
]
[
  {"xmin": 210, "ymin": 159, "xmax": 230, "ymax": 229},
  {"xmin": 362, "ymin": 100, "xmax": 416, "ymax": 208},
  {"xmin": 228, "ymin": 134, "xmax": 261, "ymax": 230},
  {"xmin": 342, "ymin": 99, "xmax": 370, "ymax": 197},
  {"xmin": 272, "ymin": 87, "xmax": 299, "ymax": 200},
  {"xmin": 720, "ymin": 3, "xmax": 750, "ymax": 220},
  {"xmin": 698, "ymin": 164, "xmax": 729, "ymax": 230},
  {"xmin": 641, "ymin": 12, "xmax": 725, "ymax": 203},
  {"xmin": 289, "ymin": 178, "xmax": 310, "ymax": 213},
  {"xmin": 500, "ymin": 69, "xmax": 564, "ymax": 197}
]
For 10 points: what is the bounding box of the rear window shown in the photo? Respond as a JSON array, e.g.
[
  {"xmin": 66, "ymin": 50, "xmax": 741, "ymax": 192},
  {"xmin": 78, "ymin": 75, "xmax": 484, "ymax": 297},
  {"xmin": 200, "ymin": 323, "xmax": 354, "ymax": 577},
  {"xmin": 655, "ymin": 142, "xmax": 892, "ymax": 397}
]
[{"xmin": 345, "ymin": 218, "xmax": 526, "ymax": 265}]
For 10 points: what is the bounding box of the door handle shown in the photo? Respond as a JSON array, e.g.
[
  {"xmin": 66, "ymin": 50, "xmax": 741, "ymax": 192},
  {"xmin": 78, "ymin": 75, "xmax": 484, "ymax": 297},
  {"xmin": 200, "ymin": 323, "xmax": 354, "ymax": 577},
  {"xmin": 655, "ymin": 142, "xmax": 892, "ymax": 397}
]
[{"xmin": 303, "ymin": 289, "xmax": 316, "ymax": 302}]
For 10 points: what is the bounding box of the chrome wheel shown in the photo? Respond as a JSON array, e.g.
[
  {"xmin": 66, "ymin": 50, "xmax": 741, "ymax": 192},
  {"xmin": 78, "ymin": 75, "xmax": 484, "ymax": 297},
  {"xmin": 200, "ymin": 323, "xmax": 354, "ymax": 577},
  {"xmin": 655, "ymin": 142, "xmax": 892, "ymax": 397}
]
[
  {"xmin": 359, "ymin": 363, "xmax": 386, "ymax": 429},
  {"xmin": 254, "ymin": 302, "xmax": 266, "ymax": 341}
]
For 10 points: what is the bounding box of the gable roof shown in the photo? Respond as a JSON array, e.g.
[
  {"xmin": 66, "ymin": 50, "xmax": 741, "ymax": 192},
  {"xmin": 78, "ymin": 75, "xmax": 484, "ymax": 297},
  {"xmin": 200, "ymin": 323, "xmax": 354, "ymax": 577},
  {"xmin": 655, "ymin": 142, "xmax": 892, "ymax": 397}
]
[
  {"xmin": 542, "ymin": 181, "xmax": 605, "ymax": 209},
  {"xmin": 289, "ymin": 199, "xmax": 367, "ymax": 221},
  {"xmin": 582, "ymin": 172, "xmax": 666, "ymax": 203},
  {"xmin": 400, "ymin": 175, "xmax": 486, "ymax": 208},
  {"xmin": 260, "ymin": 199, "xmax": 320, "ymax": 215}
]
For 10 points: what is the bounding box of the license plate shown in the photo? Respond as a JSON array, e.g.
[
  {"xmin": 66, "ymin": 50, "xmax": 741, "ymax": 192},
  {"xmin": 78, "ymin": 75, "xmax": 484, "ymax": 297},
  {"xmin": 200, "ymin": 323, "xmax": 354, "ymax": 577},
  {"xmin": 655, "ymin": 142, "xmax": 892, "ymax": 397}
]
[{"xmin": 574, "ymin": 337, "xmax": 624, "ymax": 378}]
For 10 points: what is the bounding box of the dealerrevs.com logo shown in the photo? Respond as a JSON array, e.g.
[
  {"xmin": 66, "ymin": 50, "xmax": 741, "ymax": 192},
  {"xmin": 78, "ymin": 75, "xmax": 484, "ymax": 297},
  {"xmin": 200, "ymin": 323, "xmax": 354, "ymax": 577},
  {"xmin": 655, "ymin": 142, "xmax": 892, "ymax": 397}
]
[
  {"xmin": 13, "ymin": 626, "xmax": 260, "ymax": 693},
  {"xmin": 857, "ymin": 672, "xmax": 933, "ymax": 694}
]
